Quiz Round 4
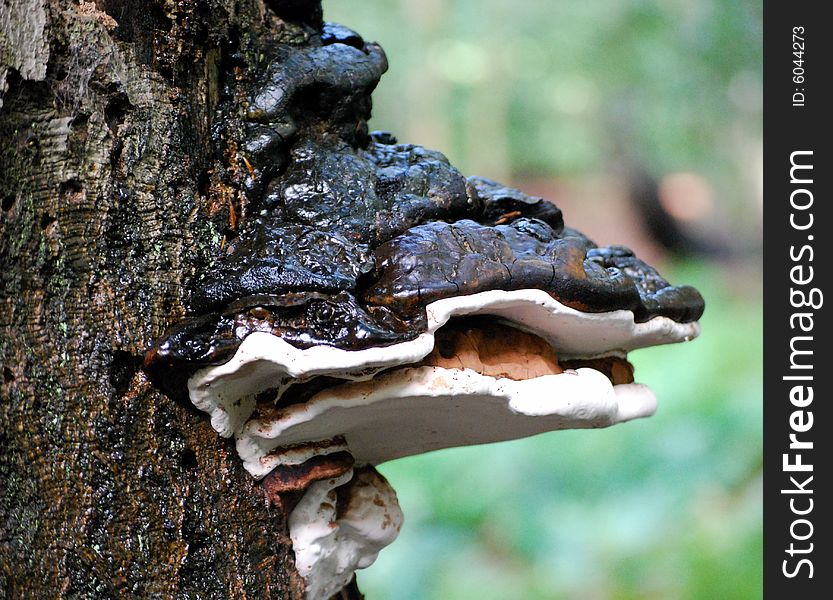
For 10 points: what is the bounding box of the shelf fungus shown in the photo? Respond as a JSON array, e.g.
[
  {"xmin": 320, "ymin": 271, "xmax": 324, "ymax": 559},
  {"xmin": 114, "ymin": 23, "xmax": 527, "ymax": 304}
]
[{"xmin": 144, "ymin": 19, "xmax": 704, "ymax": 600}]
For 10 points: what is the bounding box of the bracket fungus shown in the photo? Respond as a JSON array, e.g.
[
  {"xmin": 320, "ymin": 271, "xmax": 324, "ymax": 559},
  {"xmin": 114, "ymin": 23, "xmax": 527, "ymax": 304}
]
[{"xmin": 144, "ymin": 19, "xmax": 704, "ymax": 600}]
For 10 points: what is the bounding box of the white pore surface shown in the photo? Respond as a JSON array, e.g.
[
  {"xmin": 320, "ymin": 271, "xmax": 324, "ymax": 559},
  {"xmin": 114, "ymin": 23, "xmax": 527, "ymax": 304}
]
[
  {"xmin": 239, "ymin": 366, "xmax": 656, "ymax": 478},
  {"xmin": 289, "ymin": 469, "xmax": 403, "ymax": 600},
  {"xmin": 189, "ymin": 289, "xmax": 699, "ymax": 438}
]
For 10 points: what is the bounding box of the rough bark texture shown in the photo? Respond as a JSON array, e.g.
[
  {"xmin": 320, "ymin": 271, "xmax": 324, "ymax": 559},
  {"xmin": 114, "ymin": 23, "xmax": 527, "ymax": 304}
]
[{"xmin": 0, "ymin": 1, "xmax": 340, "ymax": 597}]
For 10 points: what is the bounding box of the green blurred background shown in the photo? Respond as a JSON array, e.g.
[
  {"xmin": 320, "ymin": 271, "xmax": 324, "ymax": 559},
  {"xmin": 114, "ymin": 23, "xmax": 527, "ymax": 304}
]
[{"xmin": 323, "ymin": 1, "xmax": 762, "ymax": 598}]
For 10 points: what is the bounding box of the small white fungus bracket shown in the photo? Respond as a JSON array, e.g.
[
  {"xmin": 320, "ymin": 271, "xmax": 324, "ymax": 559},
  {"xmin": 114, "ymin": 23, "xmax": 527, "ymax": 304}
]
[{"xmin": 289, "ymin": 467, "xmax": 403, "ymax": 600}]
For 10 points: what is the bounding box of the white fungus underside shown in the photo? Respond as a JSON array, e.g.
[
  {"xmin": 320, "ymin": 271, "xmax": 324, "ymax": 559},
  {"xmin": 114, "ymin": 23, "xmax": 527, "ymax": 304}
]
[
  {"xmin": 186, "ymin": 289, "xmax": 699, "ymax": 478},
  {"xmin": 241, "ymin": 366, "xmax": 656, "ymax": 479}
]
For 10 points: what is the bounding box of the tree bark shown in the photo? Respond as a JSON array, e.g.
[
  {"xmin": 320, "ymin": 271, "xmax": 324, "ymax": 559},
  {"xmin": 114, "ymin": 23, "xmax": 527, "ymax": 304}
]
[{"xmin": 1, "ymin": 1, "xmax": 333, "ymax": 597}]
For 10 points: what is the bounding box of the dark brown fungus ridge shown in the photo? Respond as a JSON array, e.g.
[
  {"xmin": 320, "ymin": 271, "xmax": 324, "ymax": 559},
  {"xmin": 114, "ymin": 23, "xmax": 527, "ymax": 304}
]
[{"xmin": 364, "ymin": 219, "xmax": 704, "ymax": 323}]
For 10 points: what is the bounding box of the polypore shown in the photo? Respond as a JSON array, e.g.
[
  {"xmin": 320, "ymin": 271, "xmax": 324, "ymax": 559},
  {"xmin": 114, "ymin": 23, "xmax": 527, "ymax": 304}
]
[{"xmin": 144, "ymin": 19, "xmax": 704, "ymax": 600}]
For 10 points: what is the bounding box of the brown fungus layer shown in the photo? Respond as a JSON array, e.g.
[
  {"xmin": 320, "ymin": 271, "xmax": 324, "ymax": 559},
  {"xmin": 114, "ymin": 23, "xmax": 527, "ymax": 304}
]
[
  {"xmin": 417, "ymin": 317, "xmax": 633, "ymax": 386},
  {"xmin": 418, "ymin": 317, "xmax": 563, "ymax": 381},
  {"xmin": 561, "ymin": 357, "xmax": 635, "ymax": 386},
  {"xmin": 262, "ymin": 451, "xmax": 355, "ymax": 496}
]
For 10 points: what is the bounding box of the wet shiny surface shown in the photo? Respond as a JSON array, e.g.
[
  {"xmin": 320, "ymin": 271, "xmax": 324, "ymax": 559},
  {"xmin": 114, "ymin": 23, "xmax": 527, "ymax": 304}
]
[{"xmin": 144, "ymin": 22, "xmax": 704, "ymax": 385}]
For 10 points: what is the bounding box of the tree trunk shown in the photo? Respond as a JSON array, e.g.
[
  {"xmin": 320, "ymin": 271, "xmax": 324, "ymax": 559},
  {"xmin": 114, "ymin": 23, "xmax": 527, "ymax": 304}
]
[{"xmin": 1, "ymin": 1, "xmax": 340, "ymax": 597}]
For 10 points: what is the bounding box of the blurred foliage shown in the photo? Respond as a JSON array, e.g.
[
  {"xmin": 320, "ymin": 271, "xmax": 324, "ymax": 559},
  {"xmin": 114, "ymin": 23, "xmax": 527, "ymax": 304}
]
[
  {"xmin": 326, "ymin": 0, "xmax": 761, "ymax": 216},
  {"xmin": 360, "ymin": 263, "xmax": 762, "ymax": 599},
  {"xmin": 322, "ymin": 1, "xmax": 762, "ymax": 598}
]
